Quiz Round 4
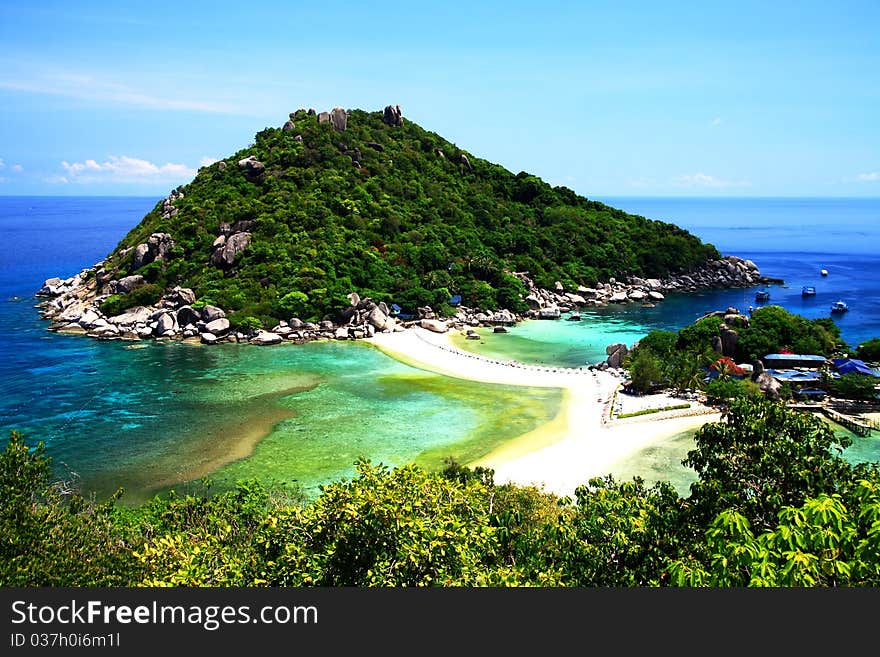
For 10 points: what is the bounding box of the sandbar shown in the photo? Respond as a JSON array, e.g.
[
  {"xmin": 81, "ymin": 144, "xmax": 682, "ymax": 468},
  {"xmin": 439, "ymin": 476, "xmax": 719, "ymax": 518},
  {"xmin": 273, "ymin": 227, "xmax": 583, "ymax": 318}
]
[{"xmin": 367, "ymin": 327, "xmax": 721, "ymax": 496}]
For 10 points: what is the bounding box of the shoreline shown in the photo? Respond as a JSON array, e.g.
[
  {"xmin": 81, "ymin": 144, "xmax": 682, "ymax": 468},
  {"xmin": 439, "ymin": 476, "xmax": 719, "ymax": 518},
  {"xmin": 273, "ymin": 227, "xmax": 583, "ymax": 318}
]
[{"xmin": 367, "ymin": 327, "xmax": 721, "ymax": 496}]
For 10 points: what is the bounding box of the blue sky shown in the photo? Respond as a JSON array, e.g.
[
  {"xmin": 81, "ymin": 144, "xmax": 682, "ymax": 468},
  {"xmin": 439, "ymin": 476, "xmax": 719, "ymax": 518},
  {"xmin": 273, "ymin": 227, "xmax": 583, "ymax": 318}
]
[{"xmin": 0, "ymin": 1, "xmax": 878, "ymax": 197}]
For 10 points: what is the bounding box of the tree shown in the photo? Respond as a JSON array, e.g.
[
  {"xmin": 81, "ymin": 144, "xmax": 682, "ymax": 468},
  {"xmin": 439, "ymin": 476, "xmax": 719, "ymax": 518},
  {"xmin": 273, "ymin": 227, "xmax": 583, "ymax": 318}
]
[
  {"xmin": 669, "ymin": 475, "xmax": 880, "ymax": 586},
  {"xmin": 0, "ymin": 431, "xmax": 143, "ymax": 586},
  {"xmin": 627, "ymin": 348, "xmax": 664, "ymax": 393},
  {"xmin": 683, "ymin": 398, "xmax": 854, "ymax": 532},
  {"xmin": 551, "ymin": 476, "xmax": 688, "ymax": 586},
  {"xmin": 832, "ymin": 373, "xmax": 879, "ymax": 400},
  {"xmin": 264, "ymin": 460, "xmax": 500, "ymax": 586},
  {"xmin": 856, "ymin": 338, "xmax": 880, "ymax": 362}
]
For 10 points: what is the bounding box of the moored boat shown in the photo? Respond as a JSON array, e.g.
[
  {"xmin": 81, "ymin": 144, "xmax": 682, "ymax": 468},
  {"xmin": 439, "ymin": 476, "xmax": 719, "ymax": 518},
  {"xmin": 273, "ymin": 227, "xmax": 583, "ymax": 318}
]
[
  {"xmin": 755, "ymin": 290, "xmax": 771, "ymax": 302},
  {"xmin": 802, "ymin": 286, "xmax": 816, "ymax": 297},
  {"xmin": 821, "ymin": 269, "xmax": 828, "ymax": 276},
  {"xmin": 830, "ymin": 300, "xmax": 849, "ymax": 314}
]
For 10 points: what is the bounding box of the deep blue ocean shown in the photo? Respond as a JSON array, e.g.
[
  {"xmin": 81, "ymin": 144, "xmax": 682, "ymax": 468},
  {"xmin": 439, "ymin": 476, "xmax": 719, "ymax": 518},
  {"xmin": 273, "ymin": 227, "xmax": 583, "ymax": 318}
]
[{"xmin": 1, "ymin": 196, "xmax": 878, "ymax": 499}]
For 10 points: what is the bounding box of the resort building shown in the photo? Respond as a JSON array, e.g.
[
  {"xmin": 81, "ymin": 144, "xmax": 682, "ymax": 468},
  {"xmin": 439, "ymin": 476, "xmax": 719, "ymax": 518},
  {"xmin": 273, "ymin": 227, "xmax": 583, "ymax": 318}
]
[{"xmin": 761, "ymin": 353, "xmax": 828, "ymax": 369}]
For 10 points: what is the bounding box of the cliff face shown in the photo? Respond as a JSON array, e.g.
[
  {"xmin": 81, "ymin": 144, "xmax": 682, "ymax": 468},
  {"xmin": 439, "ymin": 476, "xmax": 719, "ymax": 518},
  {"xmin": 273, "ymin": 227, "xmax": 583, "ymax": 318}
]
[{"xmin": 36, "ymin": 104, "xmax": 732, "ymax": 344}]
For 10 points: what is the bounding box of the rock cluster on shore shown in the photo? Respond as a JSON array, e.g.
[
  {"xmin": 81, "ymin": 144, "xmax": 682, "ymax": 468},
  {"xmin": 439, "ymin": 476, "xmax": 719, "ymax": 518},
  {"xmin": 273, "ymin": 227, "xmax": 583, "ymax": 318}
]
[
  {"xmin": 35, "ymin": 251, "xmax": 772, "ymax": 350},
  {"xmin": 512, "ymin": 255, "xmax": 765, "ymax": 319}
]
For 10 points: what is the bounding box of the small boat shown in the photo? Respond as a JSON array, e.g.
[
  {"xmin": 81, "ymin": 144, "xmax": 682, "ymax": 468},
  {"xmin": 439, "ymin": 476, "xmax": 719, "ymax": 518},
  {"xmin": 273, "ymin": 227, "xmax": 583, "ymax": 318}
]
[
  {"xmin": 802, "ymin": 286, "xmax": 816, "ymax": 297},
  {"xmin": 566, "ymin": 312, "xmax": 581, "ymax": 321},
  {"xmin": 821, "ymin": 269, "xmax": 828, "ymax": 277},
  {"xmin": 755, "ymin": 290, "xmax": 771, "ymax": 302},
  {"xmin": 830, "ymin": 300, "xmax": 849, "ymax": 314}
]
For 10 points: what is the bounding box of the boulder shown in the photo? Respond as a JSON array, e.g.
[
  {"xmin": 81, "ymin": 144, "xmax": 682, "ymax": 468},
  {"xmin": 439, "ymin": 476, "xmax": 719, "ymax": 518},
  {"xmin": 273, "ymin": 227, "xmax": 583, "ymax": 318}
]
[
  {"xmin": 252, "ymin": 331, "xmax": 283, "ymax": 345},
  {"xmin": 107, "ymin": 306, "xmax": 153, "ymax": 325},
  {"xmin": 37, "ymin": 277, "xmax": 63, "ymax": 296},
  {"xmin": 132, "ymin": 243, "xmax": 151, "ymax": 270},
  {"xmin": 205, "ymin": 318, "xmax": 230, "ymax": 335},
  {"xmin": 719, "ymin": 324, "xmax": 739, "ymax": 357},
  {"xmin": 116, "ymin": 275, "xmax": 145, "ymax": 294},
  {"xmin": 166, "ymin": 286, "xmax": 196, "ymax": 307},
  {"xmin": 200, "ymin": 332, "xmax": 218, "ymax": 345},
  {"xmin": 282, "ymin": 120, "xmax": 295, "ymax": 132},
  {"xmin": 317, "ymin": 111, "xmax": 331, "ymax": 124},
  {"xmin": 382, "ymin": 104, "xmax": 404, "ymax": 127},
  {"xmin": 237, "ymin": 156, "xmax": 265, "ymax": 176},
  {"xmin": 627, "ymin": 290, "xmax": 646, "ymax": 301},
  {"xmin": 201, "ymin": 305, "xmax": 226, "ymax": 322},
  {"xmin": 330, "ymin": 107, "xmax": 347, "ymax": 131},
  {"xmin": 538, "ymin": 308, "xmax": 561, "ymax": 320},
  {"xmin": 367, "ymin": 306, "xmax": 394, "ymax": 331},
  {"xmin": 606, "ymin": 344, "xmax": 628, "ymax": 369},
  {"xmin": 176, "ymin": 305, "xmax": 201, "ymax": 327},
  {"xmin": 334, "ymin": 327, "xmax": 350, "ymax": 340},
  {"xmin": 211, "ymin": 232, "xmax": 251, "ymax": 267},
  {"xmin": 755, "ymin": 371, "xmax": 781, "ymax": 401},
  {"xmin": 609, "ymin": 291, "xmax": 628, "ymax": 303},
  {"xmin": 648, "ymin": 291, "xmax": 665, "ymax": 301},
  {"xmin": 420, "ymin": 319, "xmax": 449, "ymax": 333},
  {"xmin": 152, "ymin": 312, "xmax": 177, "ymax": 336},
  {"xmin": 460, "ymin": 153, "xmax": 472, "ymax": 171}
]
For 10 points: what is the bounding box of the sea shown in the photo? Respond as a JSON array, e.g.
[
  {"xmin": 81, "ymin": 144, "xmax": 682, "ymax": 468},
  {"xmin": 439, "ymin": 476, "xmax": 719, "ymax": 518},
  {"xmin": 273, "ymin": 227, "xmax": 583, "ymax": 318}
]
[{"xmin": 1, "ymin": 196, "xmax": 879, "ymax": 501}]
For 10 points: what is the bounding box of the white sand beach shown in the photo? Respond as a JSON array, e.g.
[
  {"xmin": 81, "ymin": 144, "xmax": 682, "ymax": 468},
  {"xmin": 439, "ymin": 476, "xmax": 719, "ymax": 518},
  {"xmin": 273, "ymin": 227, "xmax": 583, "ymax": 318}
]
[{"xmin": 367, "ymin": 327, "xmax": 721, "ymax": 497}]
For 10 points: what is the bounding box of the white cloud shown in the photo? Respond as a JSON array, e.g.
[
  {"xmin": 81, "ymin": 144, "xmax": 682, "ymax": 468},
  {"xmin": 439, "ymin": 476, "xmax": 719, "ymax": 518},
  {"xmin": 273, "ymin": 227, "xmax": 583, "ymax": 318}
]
[
  {"xmin": 58, "ymin": 155, "xmax": 196, "ymax": 185},
  {"xmin": 675, "ymin": 172, "xmax": 751, "ymax": 188},
  {"xmin": 0, "ymin": 158, "xmax": 24, "ymax": 172},
  {"xmin": 199, "ymin": 156, "xmax": 219, "ymax": 168},
  {"xmin": 856, "ymin": 172, "xmax": 880, "ymax": 182},
  {"xmin": 0, "ymin": 71, "xmax": 242, "ymax": 115}
]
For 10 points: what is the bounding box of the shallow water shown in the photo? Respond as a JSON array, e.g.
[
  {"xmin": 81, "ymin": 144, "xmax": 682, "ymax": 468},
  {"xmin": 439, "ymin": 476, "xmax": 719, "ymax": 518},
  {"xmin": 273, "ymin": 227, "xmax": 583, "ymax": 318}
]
[{"xmin": 2, "ymin": 196, "xmax": 878, "ymax": 501}]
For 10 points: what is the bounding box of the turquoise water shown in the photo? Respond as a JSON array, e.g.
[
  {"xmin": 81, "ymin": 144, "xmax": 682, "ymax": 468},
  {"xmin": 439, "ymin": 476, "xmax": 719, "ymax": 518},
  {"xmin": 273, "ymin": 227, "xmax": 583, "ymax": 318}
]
[{"xmin": 1, "ymin": 196, "xmax": 878, "ymax": 502}]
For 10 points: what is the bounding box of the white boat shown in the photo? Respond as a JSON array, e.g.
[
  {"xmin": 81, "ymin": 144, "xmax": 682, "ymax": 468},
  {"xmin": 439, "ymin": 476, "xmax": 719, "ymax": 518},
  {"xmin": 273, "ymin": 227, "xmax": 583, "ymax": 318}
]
[
  {"xmin": 821, "ymin": 269, "xmax": 828, "ymax": 277},
  {"xmin": 830, "ymin": 300, "xmax": 848, "ymax": 314}
]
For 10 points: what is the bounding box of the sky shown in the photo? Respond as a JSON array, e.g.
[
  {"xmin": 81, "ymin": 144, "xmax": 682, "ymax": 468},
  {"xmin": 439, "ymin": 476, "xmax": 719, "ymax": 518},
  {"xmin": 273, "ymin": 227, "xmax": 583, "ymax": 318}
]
[{"xmin": 0, "ymin": 0, "xmax": 878, "ymax": 197}]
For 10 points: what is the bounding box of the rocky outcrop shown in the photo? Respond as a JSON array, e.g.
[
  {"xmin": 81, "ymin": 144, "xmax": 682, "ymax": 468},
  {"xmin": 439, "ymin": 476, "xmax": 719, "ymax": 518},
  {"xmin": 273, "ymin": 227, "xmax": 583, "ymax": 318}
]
[
  {"xmin": 131, "ymin": 233, "xmax": 174, "ymax": 271},
  {"xmin": 237, "ymin": 156, "xmax": 265, "ymax": 177},
  {"xmin": 115, "ymin": 275, "xmax": 145, "ymax": 294},
  {"xmin": 605, "ymin": 343, "xmax": 629, "ymax": 369},
  {"xmin": 383, "ymin": 104, "xmax": 404, "ymax": 127},
  {"xmin": 505, "ymin": 255, "xmax": 771, "ymax": 321},
  {"xmin": 420, "ymin": 319, "xmax": 449, "ymax": 333},
  {"xmin": 752, "ymin": 360, "xmax": 781, "ymax": 401},
  {"xmin": 330, "ymin": 107, "xmax": 347, "ymax": 132},
  {"xmin": 211, "ymin": 232, "xmax": 251, "ymax": 268}
]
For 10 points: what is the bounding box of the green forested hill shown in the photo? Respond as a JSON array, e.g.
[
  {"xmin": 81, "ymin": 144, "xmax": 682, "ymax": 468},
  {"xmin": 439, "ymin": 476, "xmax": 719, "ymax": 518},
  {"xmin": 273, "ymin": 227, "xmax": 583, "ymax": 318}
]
[{"xmin": 104, "ymin": 106, "xmax": 719, "ymax": 325}]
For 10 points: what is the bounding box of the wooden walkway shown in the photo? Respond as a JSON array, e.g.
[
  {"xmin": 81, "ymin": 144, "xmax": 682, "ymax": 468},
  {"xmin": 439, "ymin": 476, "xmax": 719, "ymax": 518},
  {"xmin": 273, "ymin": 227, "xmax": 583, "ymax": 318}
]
[
  {"xmin": 788, "ymin": 404, "xmax": 875, "ymax": 437},
  {"xmin": 821, "ymin": 407, "xmax": 874, "ymax": 437}
]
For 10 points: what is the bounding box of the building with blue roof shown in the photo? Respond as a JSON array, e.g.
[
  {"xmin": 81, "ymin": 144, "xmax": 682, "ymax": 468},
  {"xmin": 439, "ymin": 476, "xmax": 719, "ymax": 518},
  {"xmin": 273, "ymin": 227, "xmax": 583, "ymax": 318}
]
[
  {"xmin": 762, "ymin": 353, "xmax": 828, "ymax": 369},
  {"xmin": 832, "ymin": 358, "xmax": 880, "ymax": 377}
]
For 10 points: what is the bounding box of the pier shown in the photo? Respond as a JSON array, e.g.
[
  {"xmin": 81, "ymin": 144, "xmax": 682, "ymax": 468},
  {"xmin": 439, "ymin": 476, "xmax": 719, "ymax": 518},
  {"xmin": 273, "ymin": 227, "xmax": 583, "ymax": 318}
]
[
  {"xmin": 788, "ymin": 404, "xmax": 875, "ymax": 437},
  {"xmin": 822, "ymin": 407, "xmax": 874, "ymax": 437}
]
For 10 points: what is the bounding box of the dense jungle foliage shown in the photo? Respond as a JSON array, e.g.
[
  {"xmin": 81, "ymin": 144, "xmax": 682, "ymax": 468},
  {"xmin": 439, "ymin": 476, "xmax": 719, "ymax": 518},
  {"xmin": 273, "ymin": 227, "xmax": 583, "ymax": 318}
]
[
  {"xmin": 102, "ymin": 108, "xmax": 718, "ymax": 326},
  {"xmin": 3, "ymin": 398, "xmax": 880, "ymax": 587}
]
